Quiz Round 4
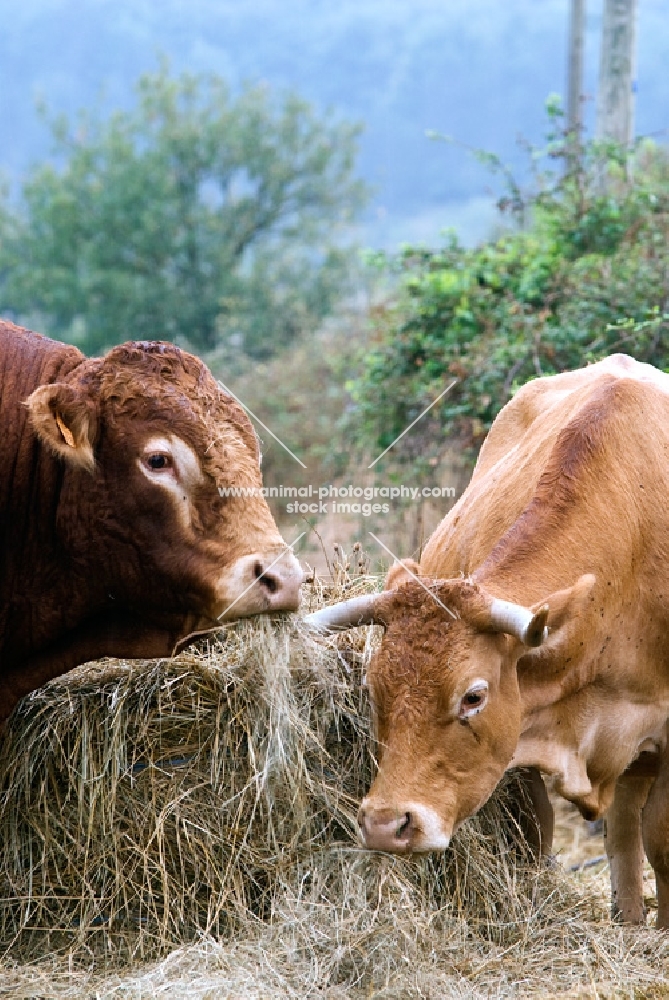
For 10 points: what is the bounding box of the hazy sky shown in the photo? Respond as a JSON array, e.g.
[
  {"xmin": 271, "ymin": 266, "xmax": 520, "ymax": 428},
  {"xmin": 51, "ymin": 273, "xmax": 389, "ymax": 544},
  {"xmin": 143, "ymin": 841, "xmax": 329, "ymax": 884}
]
[{"xmin": 1, "ymin": 0, "xmax": 666, "ymax": 246}]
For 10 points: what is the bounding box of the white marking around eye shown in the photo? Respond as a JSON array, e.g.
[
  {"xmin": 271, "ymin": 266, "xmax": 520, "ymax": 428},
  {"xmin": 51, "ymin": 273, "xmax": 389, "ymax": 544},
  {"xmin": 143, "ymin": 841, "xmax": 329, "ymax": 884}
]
[{"xmin": 137, "ymin": 435, "xmax": 204, "ymax": 529}]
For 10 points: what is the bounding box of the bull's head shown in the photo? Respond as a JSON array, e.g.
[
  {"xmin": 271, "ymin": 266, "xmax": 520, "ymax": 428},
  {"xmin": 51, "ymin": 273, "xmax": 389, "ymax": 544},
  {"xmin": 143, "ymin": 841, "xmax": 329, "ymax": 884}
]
[
  {"xmin": 26, "ymin": 341, "xmax": 304, "ymax": 623},
  {"xmin": 306, "ymin": 568, "xmax": 593, "ymax": 853}
]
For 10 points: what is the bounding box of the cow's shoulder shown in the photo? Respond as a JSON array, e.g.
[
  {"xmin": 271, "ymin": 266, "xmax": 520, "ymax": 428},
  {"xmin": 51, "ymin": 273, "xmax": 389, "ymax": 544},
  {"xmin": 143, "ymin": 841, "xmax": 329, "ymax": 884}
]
[
  {"xmin": 421, "ymin": 356, "xmax": 669, "ymax": 579},
  {"xmin": 537, "ymin": 358, "xmax": 669, "ymax": 486},
  {"xmin": 473, "ymin": 354, "xmax": 669, "ymax": 481},
  {"xmin": 474, "ymin": 363, "xmax": 669, "ymax": 588}
]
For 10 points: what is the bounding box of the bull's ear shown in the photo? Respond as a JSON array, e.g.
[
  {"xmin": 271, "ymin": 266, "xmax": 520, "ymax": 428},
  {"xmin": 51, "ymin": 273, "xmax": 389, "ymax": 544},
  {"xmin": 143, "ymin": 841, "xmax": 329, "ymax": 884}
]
[
  {"xmin": 384, "ymin": 558, "xmax": 422, "ymax": 591},
  {"xmin": 26, "ymin": 383, "xmax": 97, "ymax": 473}
]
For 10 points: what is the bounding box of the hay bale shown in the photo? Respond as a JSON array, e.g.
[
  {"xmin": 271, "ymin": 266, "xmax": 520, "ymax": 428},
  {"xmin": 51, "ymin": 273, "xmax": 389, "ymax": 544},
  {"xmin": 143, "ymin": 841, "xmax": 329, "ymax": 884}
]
[{"xmin": 0, "ymin": 579, "xmax": 622, "ymax": 986}]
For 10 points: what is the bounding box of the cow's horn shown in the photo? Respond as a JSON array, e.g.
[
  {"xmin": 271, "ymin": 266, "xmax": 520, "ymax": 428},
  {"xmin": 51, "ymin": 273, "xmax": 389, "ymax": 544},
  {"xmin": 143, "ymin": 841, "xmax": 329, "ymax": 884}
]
[
  {"xmin": 489, "ymin": 598, "xmax": 549, "ymax": 647},
  {"xmin": 304, "ymin": 594, "xmax": 384, "ymax": 633}
]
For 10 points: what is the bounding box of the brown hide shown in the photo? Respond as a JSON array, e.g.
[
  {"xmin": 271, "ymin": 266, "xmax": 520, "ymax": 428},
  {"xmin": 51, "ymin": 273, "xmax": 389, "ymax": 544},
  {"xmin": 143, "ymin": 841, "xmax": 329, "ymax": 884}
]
[
  {"xmin": 0, "ymin": 322, "xmax": 303, "ymax": 722},
  {"xmin": 354, "ymin": 355, "xmax": 669, "ymax": 925}
]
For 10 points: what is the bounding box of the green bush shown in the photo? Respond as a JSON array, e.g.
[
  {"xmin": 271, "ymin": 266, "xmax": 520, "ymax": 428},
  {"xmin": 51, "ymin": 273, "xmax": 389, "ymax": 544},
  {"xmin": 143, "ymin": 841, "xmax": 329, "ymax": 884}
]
[{"xmin": 349, "ymin": 129, "xmax": 669, "ymax": 464}]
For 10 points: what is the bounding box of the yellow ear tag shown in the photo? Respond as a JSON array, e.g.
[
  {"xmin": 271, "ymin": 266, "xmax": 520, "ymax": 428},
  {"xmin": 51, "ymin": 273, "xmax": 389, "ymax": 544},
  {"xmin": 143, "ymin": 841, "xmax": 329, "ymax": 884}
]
[{"xmin": 55, "ymin": 413, "xmax": 76, "ymax": 448}]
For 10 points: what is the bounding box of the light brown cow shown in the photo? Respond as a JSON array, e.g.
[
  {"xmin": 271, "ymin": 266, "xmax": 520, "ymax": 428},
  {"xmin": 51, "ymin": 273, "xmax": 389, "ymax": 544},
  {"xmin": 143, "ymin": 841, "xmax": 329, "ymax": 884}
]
[
  {"xmin": 307, "ymin": 354, "xmax": 669, "ymax": 926},
  {"xmin": 0, "ymin": 321, "xmax": 303, "ymax": 723}
]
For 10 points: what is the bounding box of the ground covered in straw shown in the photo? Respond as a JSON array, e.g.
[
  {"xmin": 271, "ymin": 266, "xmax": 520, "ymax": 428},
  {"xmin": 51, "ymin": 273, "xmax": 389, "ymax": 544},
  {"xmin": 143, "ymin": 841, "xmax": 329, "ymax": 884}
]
[{"xmin": 0, "ymin": 578, "xmax": 668, "ymax": 997}]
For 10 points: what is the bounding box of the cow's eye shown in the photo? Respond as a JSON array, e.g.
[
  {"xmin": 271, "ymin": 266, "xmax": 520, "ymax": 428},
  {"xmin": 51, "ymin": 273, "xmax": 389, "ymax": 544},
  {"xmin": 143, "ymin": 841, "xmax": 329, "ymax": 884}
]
[
  {"xmin": 458, "ymin": 681, "xmax": 489, "ymax": 719},
  {"xmin": 145, "ymin": 453, "xmax": 173, "ymax": 471}
]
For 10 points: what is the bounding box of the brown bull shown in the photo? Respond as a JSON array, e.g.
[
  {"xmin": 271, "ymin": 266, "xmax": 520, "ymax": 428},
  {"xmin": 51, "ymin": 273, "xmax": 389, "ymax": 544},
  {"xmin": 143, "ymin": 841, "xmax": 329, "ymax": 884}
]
[
  {"xmin": 0, "ymin": 321, "xmax": 303, "ymax": 723},
  {"xmin": 307, "ymin": 354, "xmax": 669, "ymax": 926}
]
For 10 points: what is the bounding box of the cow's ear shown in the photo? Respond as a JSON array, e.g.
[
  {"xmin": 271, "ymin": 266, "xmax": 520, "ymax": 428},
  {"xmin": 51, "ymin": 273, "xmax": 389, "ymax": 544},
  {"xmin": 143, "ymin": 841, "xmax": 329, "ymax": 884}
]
[
  {"xmin": 488, "ymin": 573, "xmax": 596, "ymax": 647},
  {"xmin": 384, "ymin": 559, "xmax": 422, "ymax": 591},
  {"xmin": 531, "ymin": 573, "xmax": 596, "ymax": 645},
  {"xmin": 26, "ymin": 383, "xmax": 97, "ymax": 473}
]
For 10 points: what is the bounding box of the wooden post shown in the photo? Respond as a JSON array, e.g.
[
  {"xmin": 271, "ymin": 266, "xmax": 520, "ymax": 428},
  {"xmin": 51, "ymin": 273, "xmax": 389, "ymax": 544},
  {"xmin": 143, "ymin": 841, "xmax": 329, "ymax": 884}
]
[
  {"xmin": 596, "ymin": 0, "xmax": 638, "ymax": 146},
  {"xmin": 566, "ymin": 0, "xmax": 586, "ymax": 172}
]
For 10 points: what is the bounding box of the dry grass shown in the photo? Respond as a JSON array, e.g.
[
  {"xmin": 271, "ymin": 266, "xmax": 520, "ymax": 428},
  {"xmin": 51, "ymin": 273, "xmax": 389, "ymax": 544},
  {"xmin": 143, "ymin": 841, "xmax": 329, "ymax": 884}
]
[{"xmin": 1, "ymin": 571, "xmax": 668, "ymax": 997}]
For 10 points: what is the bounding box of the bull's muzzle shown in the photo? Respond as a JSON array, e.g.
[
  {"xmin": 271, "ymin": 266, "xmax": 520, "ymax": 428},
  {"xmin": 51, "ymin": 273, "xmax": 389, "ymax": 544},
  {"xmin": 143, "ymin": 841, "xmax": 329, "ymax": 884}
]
[{"xmin": 216, "ymin": 549, "xmax": 305, "ymax": 619}]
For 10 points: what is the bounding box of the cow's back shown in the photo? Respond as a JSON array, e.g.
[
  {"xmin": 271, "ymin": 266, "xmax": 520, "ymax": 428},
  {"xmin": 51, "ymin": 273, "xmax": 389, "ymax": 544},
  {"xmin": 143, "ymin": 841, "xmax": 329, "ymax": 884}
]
[{"xmin": 421, "ymin": 354, "xmax": 669, "ymax": 579}]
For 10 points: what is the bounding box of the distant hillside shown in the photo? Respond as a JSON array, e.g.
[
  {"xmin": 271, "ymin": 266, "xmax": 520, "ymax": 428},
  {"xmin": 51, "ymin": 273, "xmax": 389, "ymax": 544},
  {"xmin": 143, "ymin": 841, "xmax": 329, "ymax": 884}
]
[{"xmin": 1, "ymin": 0, "xmax": 667, "ymax": 246}]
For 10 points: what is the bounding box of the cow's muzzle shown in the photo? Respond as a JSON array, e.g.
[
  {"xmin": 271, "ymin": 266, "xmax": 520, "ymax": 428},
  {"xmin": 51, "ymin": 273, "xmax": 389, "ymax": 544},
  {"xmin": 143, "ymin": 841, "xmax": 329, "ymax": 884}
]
[
  {"xmin": 357, "ymin": 800, "xmax": 452, "ymax": 853},
  {"xmin": 358, "ymin": 805, "xmax": 414, "ymax": 852}
]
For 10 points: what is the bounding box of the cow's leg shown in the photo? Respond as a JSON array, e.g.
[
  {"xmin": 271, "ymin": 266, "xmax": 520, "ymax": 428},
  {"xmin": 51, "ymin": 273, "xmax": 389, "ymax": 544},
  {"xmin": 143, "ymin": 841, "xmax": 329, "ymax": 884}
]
[
  {"xmin": 514, "ymin": 767, "xmax": 554, "ymax": 858},
  {"xmin": 605, "ymin": 774, "xmax": 653, "ymax": 924},
  {"xmin": 642, "ymin": 755, "xmax": 669, "ymax": 929}
]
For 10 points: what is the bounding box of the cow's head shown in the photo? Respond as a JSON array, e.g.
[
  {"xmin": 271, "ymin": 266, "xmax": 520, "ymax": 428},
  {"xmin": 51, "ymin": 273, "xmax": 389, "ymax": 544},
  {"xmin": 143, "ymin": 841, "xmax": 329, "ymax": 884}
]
[
  {"xmin": 26, "ymin": 341, "xmax": 303, "ymax": 622},
  {"xmin": 306, "ymin": 565, "xmax": 593, "ymax": 853}
]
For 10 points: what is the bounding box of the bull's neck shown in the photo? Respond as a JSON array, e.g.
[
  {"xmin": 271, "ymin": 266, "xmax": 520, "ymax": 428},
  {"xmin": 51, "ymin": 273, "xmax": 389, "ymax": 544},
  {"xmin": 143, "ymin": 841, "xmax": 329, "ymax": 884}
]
[
  {"xmin": 0, "ymin": 476, "xmax": 105, "ymax": 666},
  {"xmin": 0, "ymin": 327, "xmax": 83, "ymax": 520},
  {"xmin": 0, "ymin": 328, "xmax": 90, "ymax": 661}
]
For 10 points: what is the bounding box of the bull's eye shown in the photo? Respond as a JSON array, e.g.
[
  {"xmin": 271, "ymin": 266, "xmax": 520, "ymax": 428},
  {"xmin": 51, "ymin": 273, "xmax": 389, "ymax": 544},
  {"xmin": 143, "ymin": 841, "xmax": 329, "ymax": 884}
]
[
  {"xmin": 458, "ymin": 680, "xmax": 489, "ymax": 719},
  {"xmin": 145, "ymin": 453, "xmax": 173, "ymax": 471}
]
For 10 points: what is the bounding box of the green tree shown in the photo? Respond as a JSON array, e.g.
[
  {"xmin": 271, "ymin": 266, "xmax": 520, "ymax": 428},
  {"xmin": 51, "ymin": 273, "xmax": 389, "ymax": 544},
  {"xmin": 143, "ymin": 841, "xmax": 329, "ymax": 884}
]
[{"xmin": 0, "ymin": 65, "xmax": 368, "ymax": 356}]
